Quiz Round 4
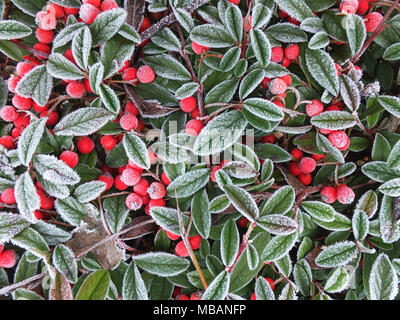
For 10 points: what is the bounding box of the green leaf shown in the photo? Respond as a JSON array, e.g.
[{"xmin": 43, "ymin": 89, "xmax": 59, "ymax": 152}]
[
  {"xmin": 99, "ymin": 84, "xmax": 120, "ymax": 115},
  {"xmin": 54, "ymin": 107, "xmax": 115, "ymax": 136},
  {"xmin": 313, "ymin": 212, "xmax": 351, "ymax": 231},
  {"xmin": 250, "ymin": 29, "xmax": 271, "ymax": 67},
  {"xmin": 372, "ymin": 133, "xmax": 391, "ymax": 162},
  {"xmin": 193, "ymin": 110, "xmax": 247, "ymax": 156},
  {"xmin": 239, "ymin": 69, "xmax": 265, "ymax": 99},
  {"xmin": 378, "ymin": 95, "xmax": 400, "ymax": 118},
  {"xmin": 272, "ymin": 0, "xmax": 314, "ymax": 22},
  {"xmin": 345, "ymin": 14, "xmax": 366, "ymax": 55},
  {"xmin": 167, "ymin": 168, "xmax": 210, "ymax": 198},
  {"xmin": 352, "ymin": 210, "xmax": 369, "ymax": 241},
  {"xmin": 255, "ymin": 143, "xmax": 292, "ymax": 163},
  {"xmin": 301, "ymin": 201, "xmax": 335, "ymax": 222},
  {"xmin": 53, "ymin": 244, "xmax": 78, "ymax": 283},
  {"xmin": 15, "ymin": 172, "xmax": 40, "ymax": 223},
  {"xmin": 356, "ymin": 190, "xmax": 378, "ymax": 218},
  {"xmin": 72, "ymin": 26, "xmax": 91, "ymax": 70},
  {"xmin": 379, "ymin": 195, "xmax": 400, "ymax": 243},
  {"xmin": 75, "ymin": 270, "xmax": 110, "ymax": 300},
  {"xmin": 47, "ymin": 53, "xmax": 85, "ymax": 80},
  {"xmin": 308, "ymin": 31, "xmax": 329, "ymax": 49},
  {"xmin": 243, "ymin": 98, "xmax": 283, "ymax": 121},
  {"xmin": 252, "ymin": 5, "xmax": 272, "ymax": 29},
  {"xmin": 103, "ymin": 195, "xmax": 129, "ymax": 234},
  {"xmin": 14, "ymin": 252, "xmax": 38, "ymax": 284},
  {"xmin": 34, "ymin": 154, "xmax": 80, "ymax": 185},
  {"xmin": 0, "ymin": 212, "xmax": 29, "ymax": 242},
  {"xmin": 175, "ymin": 82, "xmax": 199, "ymax": 100},
  {"xmin": 379, "ymin": 178, "xmax": 400, "ymax": 197},
  {"xmin": 149, "ymin": 207, "xmax": 185, "ymax": 236},
  {"xmin": 255, "ymin": 276, "xmax": 275, "ymax": 300},
  {"xmin": 260, "ymin": 186, "xmax": 295, "ymax": 216},
  {"xmin": 122, "ymin": 132, "xmax": 150, "ymax": 170},
  {"xmin": 118, "ymin": 23, "xmax": 141, "ymax": 43},
  {"xmin": 225, "ymin": 4, "xmax": 243, "ymax": 42},
  {"xmin": 316, "ymin": 133, "xmax": 345, "ymax": 164},
  {"xmin": 191, "ymin": 189, "xmax": 211, "ymax": 239},
  {"xmin": 122, "ymin": 263, "xmax": 149, "ymax": 300},
  {"xmin": 143, "ymin": 54, "xmax": 191, "ymax": 81},
  {"xmin": 204, "ymin": 78, "xmax": 239, "ymax": 105},
  {"xmin": 173, "ymin": 7, "xmax": 194, "ymax": 32},
  {"xmin": 324, "ymin": 267, "xmax": 349, "ymax": 293},
  {"xmin": 262, "ymin": 232, "xmax": 298, "ymax": 262},
  {"xmin": 15, "ymin": 65, "xmax": 53, "ymax": 107},
  {"xmin": 209, "ymin": 194, "xmax": 230, "ymax": 213},
  {"xmin": 221, "ymin": 219, "xmax": 239, "ymax": 267},
  {"xmin": 383, "ymin": 43, "xmax": 400, "ymax": 61},
  {"xmin": 305, "ymin": 48, "xmax": 339, "ymax": 96},
  {"xmin": 311, "ymin": 111, "xmax": 356, "ymax": 130},
  {"xmin": 293, "ymin": 259, "xmax": 312, "ymax": 296},
  {"xmin": 315, "ymin": 241, "xmax": 357, "ymax": 268},
  {"xmin": 223, "ymin": 184, "xmax": 259, "ymax": 222},
  {"xmin": 73, "ymin": 181, "xmax": 106, "ymax": 203},
  {"xmin": 52, "ymin": 22, "xmax": 85, "ymax": 48},
  {"xmin": 150, "ymin": 28, "xmax": 181, "ymax": 52},
  {"xmin": 202, "ymin": 271, "xmax": 230, "ymax": 300},
  {"xmin": 0, "ymin": 20, "xmax": 32, "ymax": 40},
  {"xmin": 90, "ymin": 8, "xmax": 127, "ymax": 46},
  {"xmin": 12, "ymin": 227, "xmax": 49, "ymax": 258},
  {"xmin": 88, "ymin": 62, "xmax": 104, "ymax": 95},
  {"xmin": 339, "ymin": 74, "xmax": 360, "ymax": 112},
  {"xmin": 267, "ymin": 23, "xmax": 308, "ymax": 42},
  {"xmin": 257, "ymin": 214, "xmax": 298, "ymax": 235},
  {"xmin": 369, "ymin": 254, "xmax": 398, "ymax": 300},
  {"xmin": 190, "ymin": 24, "xmax": 234, "ymax": 48},
  {"xmin": 133, "ymin": 252, "xmax": 190, "ymax": 277},
  {"xmin": 387, "ymin": 139, "xmax": 400, "ymax": 169},
  {"xmin": 17, "ymin": 117, "xmax": 47, "ymax": 166},
  {"xmin": 55, "ymin": 197, "xmax": 87, "ymax": 226}
]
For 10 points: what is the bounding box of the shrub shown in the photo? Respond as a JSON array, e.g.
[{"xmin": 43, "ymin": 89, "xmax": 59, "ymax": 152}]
[{"xmin": 0, "ymin": 0, "xmax": 399, "ymax": 301}]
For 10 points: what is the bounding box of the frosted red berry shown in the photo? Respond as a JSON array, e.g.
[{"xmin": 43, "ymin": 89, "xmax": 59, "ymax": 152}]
[
  {"xmin": 291, "ymin": 148, "xmax": 303, "ymax": 160},
  {"xmin": 165, "ymin": 229, "xmax": 180, "ymax": 240},
  {"xmin": 190, "ymin": 292, "xmax": 202, "ymax": 300},
  {"xmin": 306, "ymin": 100, "xmax": 324, "ymax": 117},
  {"xmin": 261, "ymin": 134, "xmax": 275, "ymax": 144},
  {"xmin": 1, "ymin": 106, "xmax": 18, "ymax": 122},
  {"xmin": 261, "ymin": 77, "xmax": 271, "ymax": 89},
  {"xmin": 7, "ymin": 75, "xmax": 20, "ymax": 93},
  {"xmin": 126, "ymin": 192, "xmax": 143, "ymax": 210},
  {"xmin": 180, "ymin": 96, "xmax": 197, "ymax": 113},
  {"xmin": 284, "ymin": 44, "xmax": 300, "ymax": 60},
  {"xmin": 121, "ymin": 168, "xmax": 141, "ymax": 186},
  {"xmin": 16, "ymin": 62, "xmax": 34, "ymax": 77},
  {"xmin": 41, "ymin": 110, "xmax": 59, "ymax": 126},
  {"xmin": 100, "ymin": 135, "xmax": 117, "ymax": 150},
  {"xmin": 271, "ymin": 47, "xmax": 283, "ymax": 63},
  {"xmin": 1, "ymin": 188, "xmax": 15, "ymax": 204},
  {"xmin": 59, "ymin": 151, "xmax": 79, "ymax": 168},
  {"xmin": 36, "ymin": 11, "xmax": 57, "ymax": 30},
  {"xmin": 175, "ymin": 240, "xmax": 189, "ymax": 257},
  {"xmin": 98, "ymin": 174, "xmax": 114, "ymax": 191},
  {"xmin": 79, "ymin": 3, "xmax": 100, "ymax": 24},
  {"xmin": 120, "ymin": 113, "xmax": 138, "ymax": 131},
  {"xmin": 161, "ymin": 172, "xmax": 171, "ymax": 186},
  {"xmin": 137, "ymin": 65, "xmax": 155, "ymax": 84},
  {"xmin": 12, "ymin": 94, "xmax": 32, "ymax": 110},
  {"xmin": 312, "ymin": 153, "xmax": 325, "ymax": 161},
  {"xmin": 114, "ymin": 175, "xmax": 128, "ymax": 191},
  {"xmin": 192, "ymin": 42, "xmax": 210, "ymax": 55},
  {"xmin": 83, "ymin": 0, "xmax": 101, "ymax": 7},
  {"xmin": 357, "ymin": 0, "xmax": 369, "ymax": 15},
  {"xmin": 33, "ymin": 43, "xmax": 51, "ymax": 60},
  {"xmin": 134, "ymin": 179, "xmax": 150, "ymax": 196},
  {"xmin": 186, "ymin": 119, "xmax": 203, "ymax": 135},
  {"xmin": 280, "ymin": 74, "xmax": 292, "ymax": 86},
  {"xmin": 139, "ymin": 17, "xmax": 151, "ymax": 33},
  {"xmin": 77, "ymin": 137, "xmax": 95, "ymax": 154},
  {"xmin": 289, "ymin": 161, "xmax": 302, "ymax": 176},
  {"xmin": 321, "ymin": 186, "xmax": 337, "ymax": 204},
  {"xmin": 66, "ymin": 81, "xmax": 86, "ymax": 98},
  {"xmin": 228, "ymin": 0, "xmax": 240, "ymax": 4},
  {"xmin": 328, "ymin": 131, "xmax": 350, "ymax": 150},
  {"xmin": 122, "ymin": 67, "xmax": 138, "ymax": 84},
  {"xmin": 0, "ymin": 250, "xmax": 16, "ymax": 268},
  {"xmin": 298, "ymin": 173, "xmax": 312, "ymax": 185},
  {"xmin": 125, "ymin": 101, "xmax": 139, "ymax": 116},
  {"xmin": 300, "ymin": 157, "xmax": 316, "ymax": 174},
  {"xmin": 364, "ymin": 12, "xmax": 383, "ymax": 32},
  {"xmin": 336, "ymin": 184, "xmax": 355, "ymax": 204},
  {"xmin": 148, "ymin": 182, "xmax": 166, "ymax": 200},
  {"xmin": 0, "ymin": 136, "xmax": 15, "ymax": 149},
  {"xmin": 269, "ymin": 78, "xmax": 287, "ymax": 95},
  {"xmin": 100, "ymin": 0, "xmax": 119, "ymax": 11},
  {"xmin": 46, "ymin": 3, "xmax": 64, "ymax": 18},
  {"xmin": 340, "ymin": 0, "xmax": 359, "ymax": 14}
]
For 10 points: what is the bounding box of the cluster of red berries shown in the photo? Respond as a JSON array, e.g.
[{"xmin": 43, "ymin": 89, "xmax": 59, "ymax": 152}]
[
  {"xmin": 179, "ymin": 96, "xmax": 204, "ymax": 136},
  {"xmin": 0, "ymin": 244, "xmax": 16, "ymax": 269},
  {"xmin": 288, "ymin": 148, "xmax": 322, "ymax": 186},
  {"xmin": 320, "ymin": 184, "xmax": 355, "ymax": 204},
  {"xmin": 173, "ymin": 286, "xmax": 202, "ymax": 300},
  {"xmin": 340, "ymin": 0, "xmax": 383, "ymax": 32}
]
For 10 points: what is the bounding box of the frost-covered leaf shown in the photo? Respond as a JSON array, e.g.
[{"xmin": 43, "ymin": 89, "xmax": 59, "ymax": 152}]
[
  {"xmin": 75, "ymin": 270, "xmax": 110, "ymax": 300},
  {"xmin": 209, "ymin": 194, "xmax": 230, "ymax": 213},
  {"xmin": 173, "ymin": 7, "xmax": 194, "ymax": 33},
  {"xmin": 52, "ymin": 22, "xmax": 85, "ymax": 48},
  {"xmin": 387, "ymin": 139, "xmax": 400, "ymax": 169},
  {"xmin": 15, "ymin": 65, "xmax": 53, "ymax": 107},
  {"xmin": 54, "ymin": 107, "xmax": 115, "ymax": 136},
  {"xmin": 122, "ymin": 262, "xmax": 149, "ymax": 300},
  {"xmin": 369, "ymin": 254, "xmax": 398, "ymax": 300},
  {"xmin": 324, "ymin": 267, "xmax": 349, "ymax": 293},
  {"xmin": 315, "ymin": 241, "xmax": 357, "ymax": 268},
  {"xmin": 175, "ymin": 82, "xmax": 199, "ymax": 100},
  {"xmin": 15, "ymin": 172, "xmax": 40, "ymax": 223},
  {"xmin": 225, "ymin": 4, "xmax": 243, "ymax": 42},
  {"xmin": 301, "ymin": 201, "xmax": 335, "ymax": 222},
  {"xmin": 246, "ymin": 244, "xmax": 259, "ymax": 271},
  {"xmin": 89, "ymin": 62, "xmax": 104, "ymax": 95},
  {"xmin": 73, "ymin": 181, "xmax": 106, "ymax": 203},
  {"xmin": 250, "ymin": 29, "xmax": 270, "ymax": 68},
  {"xmin": 379, "ymin": 195, "xmax": 400, "ymax": 243},
  {"xmin": 308, "ymin": 31, "xmax": 329, "ymax": 49},
  {"xmin": 311, "ymin": 111, "xmax": 356, "ymax": 130},
  {"xmin": 17, "ymin": 117, "xmax": 47, "ymax": 166},
  {"xmin": 202, "ymin": 271, "xmax": 230, "ymax": 300},
  {"xmin": 150, "ymin": 28, "xmax": 181, "ymax": 52},
  {"xmin": 31, "ymin": 220, "xmax": 72, "ymax": 246},
  {"xmin": 262, "ymin": 232, "xmax": 298, "ymax": 262},
  {"xmin": 356, "ymin": 190, "xmax": 378, "ymax": 218},
  {"xmin": 255, "ymin": 144, "xmax": 292, "ymax": 163},
  {"xmin": 0, "ymin": 212, "xmax": 29, "ymax": 242},
  {"xmin": 90, "ymin": 8, "xmax": 127, "ymax": 46},
  {"xmin": 103, "ymin": 195, "xmax": 129, "ymax": 234},
  {"xmin": 379, "ymin": 178, "xmax": 400, "ymax": 197},
  {"xmin": 72, "ymin": 26, "xmax": 91, "ymax": 70},
  {"xmin": 261, "ymin": 186, "xmax": 295, "ymax": 216},
  {"xmin": 99, "ymin": 84, "xmax": 121, "ymax": 115},
  {"xmin": 118, "ymin": 23, "xmax": 141, "ymax": 43},
  {"xmin": 191, "ymin": 189, "xmax": 210, "ymax": 239},
  {"xmin": 316, "ymin": 133, "xmax": 345, "ymax": 164},
  {"xmin": 305, "ymin": 48, "xmax": 339, "ymax": 96},
  {"xmin": 49, "ymin": 273, "xmax": 73, "ymax": 301},
  {"xmin": 143, "ymin": 54, "xmax": 191, "ymax": 81},
  {"xmin": 55, "ymin": 197, "xmax": 87, "ymax": 227},
  {"xmin": 12, "ymin": 227, "xmax": 50, "ymax": 258},
  {"xmin": 193, "ymin": 111, "xmax": 247, "ymax": 156},
  {"xmin": 378, "ymin": 95, "xmax": 400, "ymax": 118},
  {"xmin": 293, "ymin": 259, "xmax": 312, "ymax": 296},
  {"xmin": 272, "ymin": 0, "xmax": 314, "ymax": 22},
  {"xmin": 243, "ymin": 98, "xmax": 283, "ymax": 122},
  {"xmin": 278, "ymin": 282, "xmax": 298, "ymax": 300},
  {"xmin": 340, "ymin": 74, "xmax": 360, "ymax": 112},
  {"xmin": 149, "ymin": 206, "xmax": 187, "ymax": 236},
  {"xmin": 257, "ymin": 214, "xmax": 298, "ymax": 235},
  {"xmin": 255, "ymin": 276, "xmax": 275, "ymax": 300},
  {"xmin": 223, "ymin": 184, "xmax": 259, "ymax": 222},
  {"xmin": 252, "ymin": 4, "xmax": 271, "ymax": 29},
  {"xmin": 52, "ymin": 244, "xmax": 78, "ymax": 283},
  {"xmin": 313, "ymin": 212, "xmax": 352, "ymax": 231},
  {"xmin": 345, "ymin": 14, "xmax": 366, "ymax": 56},
  {"xmin": 133, "ymin": 252, "xmax": 190, "ymax": 277},
  {"xmin": 34, "ymin": 154, "xmax": 80, "ymax": 185},
  {"xmin": 383, "ymin": 43, "xmax": 400, "ymax": 61},
  {"xmin": 221, "ymin": 219, "xmax": 239, "ymax": 267},
  {"xmin": 239, "ymin": 69, "xmax": 265, "ymax": 99},
  {"xmin": 47, "ymin": 53, "xmax": 85, "ymax": 80},
  {"xmin": 123, "ymin": 132, "xmax": 150, "ymax": 170},
  {"xmin": 190, "ymin": 24, "xmax": 234, "ymax": 48},
  {"xmin": 167, "ymin": 168, "xmax": 210, "ymax": 198},
  {"xmin": 352, "ymin": 210, "xmax": 369, "ymax": 241},
  {"xmin": 267, "ymin": 23, "xmax": 307, "ymax": 43},
  {"xmin": 0, "ymin": 20, "xmax": 31, "ymax": 40}
]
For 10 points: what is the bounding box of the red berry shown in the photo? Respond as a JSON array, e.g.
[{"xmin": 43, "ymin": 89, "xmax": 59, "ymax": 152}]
[
  {"xmin": 83, "ymin": 0, "xmax": 101, "ymax": 7},
  {"xmin": 210, "ymin": 166, "xmax": 221, "ymax": 182},
  {"xmin": 1, "ymin": 188, "xmax": 15, "ymax": 204},
  {"xmin": 299, "ymin": 157, "xmax": 316, "ymax": 174},
  {"xmin": 11, "ymin": 128, "xmax": 21, "ymax": 138},
  {"xmin": 189, "ymin": 235, "xmax": 202, "ymax": 250},
  {"xmin": 340, "ymin": 0, "xmax": 359, "ymax": 14},
  {"xmin": 13, "ymin": 113, "xmax": 30, "ymax": 129},
  {"xmin": 328, "ymin": 131, "xmax": 350, "ymax": 150},
  {"xmin": 175, "ymin": 240, "xmax": 189, "ymax": 257},
  {"xmin": 79, "ymin": 3, "xmax": 100, "ymax": 24},
  {"xmin": 180, "ymin": 96, "xmax": 197, "ymax": 113},
  {"xmin": 139, "ymin": 17, "xmax": 151, "ymax": 33},
  {"xmin": 237, "ymin": 217, "xmax": 249, "ymax": 228},
  {"xmin": 46, "ymin": 3, "xmax": 64, "ymax": 18},
  {"xmin": 36, "ymin": 11, "xmax": 57, "ymax": 30},
  {"xmin": 281, "ymin": 56, "xmax": 290, "ymax": 67},
  {"xmin": 306, "ymin": 99, "xmax": 324, "ymax": 117},
  {"xmin": 298, "ymin": 173, "xmax": 312, "ymax": 185},
  {"xmin": 336, "ymin": 184, "xmax": 355, "ymax": 204},
  {"xmin": 273, "ymin": 100, "xmax": 285, "ymax": 108},
  {"xmin": 291, "ymin": 148, "xmax": 303, "ymax": 160},
  {"xmin": 118, "ymin": 60, "xmax": 130, "ymax": 73},
  {"xmin": 120, "ymin": 113, "xmax": 138, "ymax": 131},
  {"xmin": 64, "ymin": 7, "xmax": 80, "ymax": 16},
  {"xmin": 0, "ymin": 250, "xmax": 16, "ymax": 268},
  {"xmin": 228, "ymin": 0, "xmax": 240, "ymax": 4},
  {"xmin": 161, "ymin": 172, "xmax": 171, "ymax": 185},
  {"xmin": 284, "ymin": 44, "xmax": 300, "ymax": 60},
  {"xmin": 192, "ymin": 42, "xmax": 210, "ymax": 55},
  {"xmin": 37, "ymin": 190, "xmax": 54, "ymax": 210},
  {"xmin": 261, "ymin": 134, "xmax": 275, "ymax": 144},
  {"xmin": 251, "ymin": 292, "xmax": 257, "ymax": 300},
  {"xmin": 320, "ymin": 128, "xmax": 334, "ymax": 135},
  {"xmin": 364, "ymin": 12, "xmax": 383, "ymax": 32},
  {"xmin": 261, "ymin": 77, "xmax": 271, "ymax": 89},
  {"xmin": 137, "ymin": 65, "xmax": 155, "ymax": 84},
  {"xmin": 41, "ymin": 110, "xmax": 59, "ymax": 126},
  {"xmin": 321, "ymin": 186, "xmax": 337, "ymax": 204},
  {"xmin": 335, "ymin": 63, "xmax": 342, "ymax": 76},
  {"xmin": 280, "ymin": 74, "xmax": 292, "ymax": 86},
  {"xmin": 125, "ymin": 101, "xmax": 139, "ymax": 116},
  {"xmin": 357, "ymin": 0, "xmax": 369, "ymax": 15},
  {"xmin": 100, "ymin": 135, "xmax": 117, "ymax": 150},
  {"xmin": 114, "ymin": 174, "xmax": 128, "ymax": 190},
  {"xmin": 165, "ymin": 229, "xmax": 180, "ymax": 240},
  {"xmin": 190, "ymin": 292, "xmax": 202, "ymax": 300},
  {"xmin": 77, "ymin": 137, "xmax": 95, "ymax": 154},
  {"xmin": 186, "ymin": 119, "xmax": 203, "ymax": 136},
  {"xmin": 16, "ymin": 62, "xmax": 34, "ymax": 77},
  {"xmin": 289, "ymin": 161, "xmax": 302, "ymax": 176},
  {"xmin": 121, "ymin": 168, "xmax": 141, "ymax": 186},
  {"xmin": 326, "ymin": 104, "xmax": 341, "ymax": 112},
  {"xmin": 126, "ymin": 192, "xmax": 143, "ymax": 210},
  {"xmin": 134, "ymin": 179, "xmax": 149, "ymax": 196},
  {"xmin": 59, "ymin": 150, "xmax": 79, "ymax": 168},
  {"xmin": 148, "ymin": 198, "xmax": 165, "ymax": 209},
  {"xmin": 33, "ymin": 43, "xmax": 51, "ymax": 60},
  {"xmin": 122, "ymin": 67, "xmax": 138, "ymax": 84},
  {"xmin": 101, "ymin": 0, "xmax": 118, "ymax": 11},
  {"xmin": 1, "ymin": 106, "xmax": 18, "ymax": 122},
  {"xmin": 147, "ymin": 182, "xmax": 166, "ymax": 200},
  {"xmin": 127, "ymin": 160, "xmax": 145, "ymax": 172},
  {"xmin": 271, "ymin": 47, "xmax": 283, "ymax": 63},
  {"xmin": 65, "ymin": 48, "xmax": 76, "ymax": 64},
  {"xmin": 32, "ymin": 101, "xmax": 49, "ymax": 113},
  {"xmin": 311, "ymin": 153, "xmax": 325, "ymax": 161},
  {"xmin": 98, "ymin": 174, "xmax": 113, "ymax": 190},
  {"xmin": 66, "ymin": 81, "xmax": 86, "ymax": 98},
  {"xmin": 269, "ymin": 78, "xmax": 287, "ymax": 95},
  {"xmin": 0, "ymin": 136, "xmax": 15, "ymax": 149},
  {"xmin": 12, "ymin": 94, "xmax": 32, "ymax": 110},
  {"xmin": 83, "ymin": 78, "xmax": 93, "ymax": 94},
  {"xmin": 7, "ymin": 75, "xmax": 21, "ymax": 93},
  {"xmin": 176, "ymin": 294, "xmax": 190, "ymax": 300}
]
